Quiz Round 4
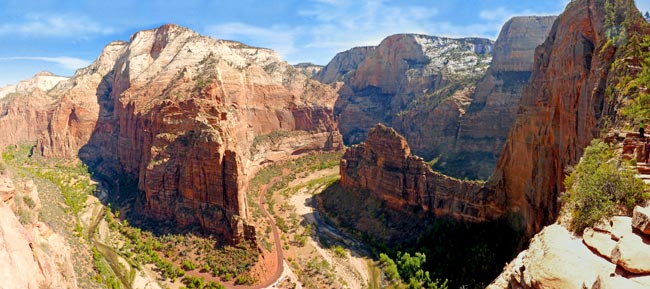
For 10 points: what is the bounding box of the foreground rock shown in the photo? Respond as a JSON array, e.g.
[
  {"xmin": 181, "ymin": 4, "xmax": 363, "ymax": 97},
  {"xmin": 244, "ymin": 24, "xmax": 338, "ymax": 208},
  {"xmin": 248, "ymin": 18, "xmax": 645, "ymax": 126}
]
[
  {"xmin": 6, "ymin": 24, "xmax": 345, "ymax": 242},
  {"xmin": 489, "ymin": 223, "xmax": 650, "ymax": 289},
  {"xmin": 0, "ymin": 170, "xmax": 77, "ymax": 289}
]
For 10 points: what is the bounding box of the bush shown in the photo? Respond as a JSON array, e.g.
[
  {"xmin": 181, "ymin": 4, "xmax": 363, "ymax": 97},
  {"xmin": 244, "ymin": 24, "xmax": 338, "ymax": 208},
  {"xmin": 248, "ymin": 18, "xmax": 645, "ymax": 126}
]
[{"xmin": 564, "ymin": 140, "xmax": 647, "ymax": 233}]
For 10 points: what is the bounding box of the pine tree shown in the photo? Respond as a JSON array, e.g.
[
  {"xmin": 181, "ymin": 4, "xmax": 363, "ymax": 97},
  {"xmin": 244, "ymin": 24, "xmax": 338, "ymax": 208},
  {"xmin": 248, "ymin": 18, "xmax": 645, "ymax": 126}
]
[{"xmin": 645, "ymin": 11, "xmax": 650, "ymax": 22}]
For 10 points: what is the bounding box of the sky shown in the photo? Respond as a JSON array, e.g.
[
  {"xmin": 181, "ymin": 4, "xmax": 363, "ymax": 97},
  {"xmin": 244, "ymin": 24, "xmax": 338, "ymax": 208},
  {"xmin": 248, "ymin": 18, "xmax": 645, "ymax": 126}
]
[{"xmin": 0, "ymin": 0, "xmax": 649, "ymax": 86}]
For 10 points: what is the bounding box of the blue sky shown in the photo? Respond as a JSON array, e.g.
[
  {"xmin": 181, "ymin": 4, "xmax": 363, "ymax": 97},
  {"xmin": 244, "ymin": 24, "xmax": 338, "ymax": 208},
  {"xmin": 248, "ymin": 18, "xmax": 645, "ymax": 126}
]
[{"xmin": 0, "ymin": 0, "xmax": 649, "ymax": 86}]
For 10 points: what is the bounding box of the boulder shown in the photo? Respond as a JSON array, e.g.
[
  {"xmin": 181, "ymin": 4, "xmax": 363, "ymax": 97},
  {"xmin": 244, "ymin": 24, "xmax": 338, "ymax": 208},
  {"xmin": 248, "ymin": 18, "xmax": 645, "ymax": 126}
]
[
  {"xmin": 583, "ymin": 227, "xmax": 616, "ymax": 260},
  {"xmin": 611, "ymin": 229, "xmax": 650, "ymax": 274},
  {"xmin": 632, "ymin": 206, "xmax": 650, "ymax": 235}
]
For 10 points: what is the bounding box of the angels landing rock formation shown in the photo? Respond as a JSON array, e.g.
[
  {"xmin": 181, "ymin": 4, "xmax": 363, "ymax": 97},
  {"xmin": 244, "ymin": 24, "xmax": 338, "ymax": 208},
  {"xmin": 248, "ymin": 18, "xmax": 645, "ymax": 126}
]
[
  {"xmin": 23, "ymin": 24, "xmax": 343, "ymax": 242},
  {"xmin": 340, "ymin": 124, "xmax": 497, "ymax": 221}
]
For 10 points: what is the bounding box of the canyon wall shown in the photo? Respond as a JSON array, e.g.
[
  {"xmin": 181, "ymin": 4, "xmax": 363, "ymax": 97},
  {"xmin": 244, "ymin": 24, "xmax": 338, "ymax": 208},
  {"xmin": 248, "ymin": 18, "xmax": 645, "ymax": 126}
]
[
  {"xmin": 25, "ymin": 24, "xmax": 343, "ymax": 242},
  {"xmin": 488, "ymin": 0, "xmax": 649, "ymax": 236},
  {"xmin": 0, "ymin": 73, "xmax": 68, "ymax": 150}
]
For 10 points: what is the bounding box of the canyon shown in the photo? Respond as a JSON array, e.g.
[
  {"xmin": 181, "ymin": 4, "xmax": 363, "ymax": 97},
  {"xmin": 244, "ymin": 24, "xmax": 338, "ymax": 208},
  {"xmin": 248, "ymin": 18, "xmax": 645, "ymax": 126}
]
[
  {"xmin": 0, "ymin": 0, "xmax": 648, "ymax": 287},
  {"xmin": 318, "ymin": 16, "xmax": 555, "ymax": 180}
]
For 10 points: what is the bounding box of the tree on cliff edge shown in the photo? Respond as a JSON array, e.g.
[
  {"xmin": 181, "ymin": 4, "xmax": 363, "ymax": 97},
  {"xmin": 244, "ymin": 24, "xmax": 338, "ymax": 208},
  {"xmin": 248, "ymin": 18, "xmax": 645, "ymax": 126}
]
[{"xmin": 645, "ymin": 12, "xmax": 650, "ymax": 22}]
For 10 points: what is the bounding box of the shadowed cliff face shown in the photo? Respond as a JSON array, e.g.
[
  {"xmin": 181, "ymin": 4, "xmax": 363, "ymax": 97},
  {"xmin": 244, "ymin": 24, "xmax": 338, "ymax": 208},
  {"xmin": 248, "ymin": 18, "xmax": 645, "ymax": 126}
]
[
  {"xmin": 488, "ymin": 0, "xmax": 649, "ymax": 237},
  {"xmin": 28, "ymin": 24, "xmax": 343, "ymax": 241}
]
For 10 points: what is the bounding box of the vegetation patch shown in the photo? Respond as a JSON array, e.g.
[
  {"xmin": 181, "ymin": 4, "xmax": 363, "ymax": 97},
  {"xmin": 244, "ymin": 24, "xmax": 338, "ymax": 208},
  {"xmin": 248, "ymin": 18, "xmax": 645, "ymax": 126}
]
[{"xmin": 563, "ymin": 139, "xmax": 647, "ymax": 233}]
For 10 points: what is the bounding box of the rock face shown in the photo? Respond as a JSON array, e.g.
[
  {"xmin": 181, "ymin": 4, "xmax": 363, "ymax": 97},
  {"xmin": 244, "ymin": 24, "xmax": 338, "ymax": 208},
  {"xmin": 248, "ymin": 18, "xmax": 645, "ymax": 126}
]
[
  {"xmin": 0, "ymin": 170, "xmax": 78, "ymax": 289},
  {"xmin": 340, "ymin": 124, "xmax": 499, "ymax": 221},
  {"xmin": 321, "ymin": 34, "xmax": 493, "ymax": 163},
  {"xmin": 487, "ymin": 0, "xmax": 649, "ymax": 237},
  {"xmin": 0, "ymin": 72, "xmax": 68, "ymax": 150},
  {"xmin": 0, "ymin": 71, "xmax": 67, "ymax": 99},
  {"xmin": 447, "ymin": 16, "xmax": 556, "ymax": 179},
  {"xmin": 315, "ymin": 46, "xmax": 376, "ymax": 84},
  {"xmin": 293, "ymin": 62, "xmax": 323, "ymax": 78},
  {"xmin": 489, "ymin": 211, "xmax": 650, "ymax": 289},
  {"xmin": 28, "ymin": 24, "xmax": 343, "ymax": 241}
]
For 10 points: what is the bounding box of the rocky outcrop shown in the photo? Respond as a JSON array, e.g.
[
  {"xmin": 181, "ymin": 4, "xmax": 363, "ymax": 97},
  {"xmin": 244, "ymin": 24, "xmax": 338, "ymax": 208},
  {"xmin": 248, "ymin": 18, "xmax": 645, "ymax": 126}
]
[
  {"xmin": 32, "ymin": 24, "xmax": 342, "ymax": 241},
  {"xmin": 0, "ymin": 71, "xmax": 67, "ymax": 99},
  {"xmin": 0, "ymin": 170, "xmax": 78, "ymax": 289},
  {"xmin": 446, "ymin": 16, "xmax": 556, "ymax": 179},
  {"xmin": 315, "ymin": 46, "xmax": 375, "ymax": 84},
  {"xmin": 327, "ymin": 34, "xmax": 493, "ymax": 162},
  {"xmin": 293, "ymin": 62, "xmax": 323, "ymax": 78},
  {"xmin": 340, "ymin": 124, "xmax": 499, "ymax": 221},
  {"xmin": 489, "ymin": 210, "xmax": 650, "ymax": 289},
  {"xmin": 487, "ymin": 0, "xmax": 650, "ymax": 237}
]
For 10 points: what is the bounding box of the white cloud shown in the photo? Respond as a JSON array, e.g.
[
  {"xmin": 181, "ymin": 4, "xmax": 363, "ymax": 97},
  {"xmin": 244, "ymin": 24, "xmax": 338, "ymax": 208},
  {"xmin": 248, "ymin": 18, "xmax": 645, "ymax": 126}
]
[
  {"xmin": 0, "ymin": 56, "xmax": 91, "ymax": 70},
  {"xmin": 298, "ymin": 0, "xmax": 439, "ymax": 52},
  {"xmin": 0, "ymin": 14, "xmax": 114, "ymax": 37},
  {"xmin": 205, "ymin": 22, "xmax": 298, "ymax": 59}
]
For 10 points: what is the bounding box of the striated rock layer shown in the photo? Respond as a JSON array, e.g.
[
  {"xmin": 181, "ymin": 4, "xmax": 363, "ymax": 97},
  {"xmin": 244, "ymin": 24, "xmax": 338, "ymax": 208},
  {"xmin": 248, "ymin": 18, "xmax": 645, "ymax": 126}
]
[
  {"xmin": 27, "ymin": 24, "xmax": 343, "ymax": 242},
  {"xmin": 340, "ymin": 124, "xmax": 499, "ymax": 221},
  {"xmin": 487, "ymin": 0, "xmax": 650, "ymax": 237}
]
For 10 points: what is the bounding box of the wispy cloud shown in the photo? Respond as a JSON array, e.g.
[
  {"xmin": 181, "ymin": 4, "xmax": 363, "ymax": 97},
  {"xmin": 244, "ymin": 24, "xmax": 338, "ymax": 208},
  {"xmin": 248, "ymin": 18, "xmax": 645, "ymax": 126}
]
[
  {"xmin": 205, "ymin": 22, "xmax": 298, "ymax": 59},
  {"xmin": 0, "ymin": 14, "xmax": 114, "ymax": 37},
  {"xmin": 299, "ymin": 0, "xmax": 439, "ymax": 51},
  {"xmin": 0, "ymin": 56, "xmax": 90, "ymax": 70}
]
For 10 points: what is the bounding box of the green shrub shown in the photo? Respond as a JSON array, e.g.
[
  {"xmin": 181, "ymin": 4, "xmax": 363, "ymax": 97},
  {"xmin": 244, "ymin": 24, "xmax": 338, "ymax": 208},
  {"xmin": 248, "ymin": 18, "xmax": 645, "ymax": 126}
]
[{"xmin": 564, "ymin": 140, "xmax": 647, "ymax": 233}]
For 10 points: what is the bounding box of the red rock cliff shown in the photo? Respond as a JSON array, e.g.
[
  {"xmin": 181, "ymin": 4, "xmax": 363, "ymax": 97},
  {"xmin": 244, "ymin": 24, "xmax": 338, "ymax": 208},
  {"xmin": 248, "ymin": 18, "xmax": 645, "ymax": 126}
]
[
  {"xmin": 340, "ymin": 124, "xmax": 499, "ymax": 221},
  {"xmin": 488, "ymin": 0, "xmax": 649, "ymax": 237},
  {"xmin": 31, "ymin": 24, "xmax": 342, "ymax": 241}
]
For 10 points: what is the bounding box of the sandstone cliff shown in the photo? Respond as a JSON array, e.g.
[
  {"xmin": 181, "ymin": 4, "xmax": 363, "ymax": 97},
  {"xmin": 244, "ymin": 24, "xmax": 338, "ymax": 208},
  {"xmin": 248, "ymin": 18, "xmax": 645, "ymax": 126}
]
[
  {"xmin": 315, "ymin": 46, "xmax": 376, "ymax": 84},
  {"xmin": 293, "ymin": 62, "xmax": 323, "ymax": 78},
  {"xmin": 322, "ymin": 34, "xmax": 493, "ymax": 162},
  {"xmin": 27, "ymin": 24, "xmax": 342, "ymax": 242},
  {"xmin": 487, "ymin": 0, "xmax": 650, "ymax": 237},
  {"xmin": 445, "ymin": 16, "xmax": 556, "ymax": 179},
  {"xmin": 340, "ymin": 124, "xmax": 498, "ymax": 221},
  {"xmin": 0, "ymin": 71, "xmax": 67, "ymax": 99},
  {"xmin": 0, "ymin": 169, "xmax": 78, "ymax": 289},
  {"xmin": 0, "ymin": 72, "xmax": 69, "ymax": 150}
]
